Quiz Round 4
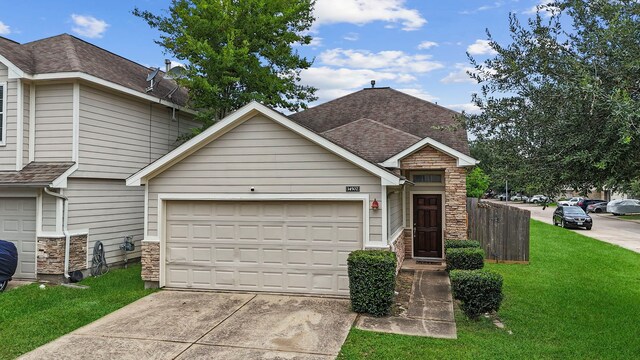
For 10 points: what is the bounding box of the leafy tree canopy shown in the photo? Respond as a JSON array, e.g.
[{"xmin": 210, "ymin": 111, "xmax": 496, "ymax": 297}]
[
  {"xmin": 134, "ymin": 0, "xmax": 317, "ymax": 128},
  {"xmin": 467, "ymin": 0, "xmax": 640, "ymax": 196}
]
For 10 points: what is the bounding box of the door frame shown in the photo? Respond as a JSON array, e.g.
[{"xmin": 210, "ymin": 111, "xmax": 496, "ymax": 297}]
[
  {"xmin": 156, "ymin": 193, "xmax": 371, "ymax": 288},
  {"xmin": 410, "ymin": 190, "xmax": 446, "ymax": 260}
]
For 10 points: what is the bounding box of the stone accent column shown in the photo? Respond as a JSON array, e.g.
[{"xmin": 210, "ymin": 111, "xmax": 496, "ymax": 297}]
[
  {"xmin": 37, "ymin": 234, "xmax": 88, "ymax": 275},
  {"xmin": 391, "ymin": 231, "xmax": 405, "ymax": 274},
  {"xmin": 403, "ymin": 229, "xmax": 413, "ymax": 259},
  {"xmin": 445, "ymin": 167, "xmax": 468, "ymax": 240},
  {"xmin": 141, "ymin": 241, "xmax": 160, "ymax": 286}
]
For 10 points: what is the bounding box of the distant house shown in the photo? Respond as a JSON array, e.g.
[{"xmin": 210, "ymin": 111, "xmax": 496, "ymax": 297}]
[
  {"xmin": 127, "ymin": 88, "xmax": 477, "ymax": 295},
  {"xmin": 0, "ymin": 34, "xmax": 198, "ymax": 280}
]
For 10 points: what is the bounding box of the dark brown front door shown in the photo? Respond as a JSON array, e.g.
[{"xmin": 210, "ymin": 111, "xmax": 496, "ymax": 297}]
[{"xmin": 413, "ymin": 194, "xmax": 442, "ymax": 258}]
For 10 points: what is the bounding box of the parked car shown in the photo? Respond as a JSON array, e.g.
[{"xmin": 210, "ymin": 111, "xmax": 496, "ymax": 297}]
[
  {"xmin": 577, "ymin": 199, "xmax": 606, "ymax": 212},
  {"xmin": 0, "ymin": 240, "xmax": 18, "ymax": 292},
  {"xmin": 587, "ymin": 202, "xmax": 608, "ymax": 213},
  {"xmin": 496, "ymin": 193, "xmax": 509, "ymax": 201},
  {"xmin": 553, "ymin": 206, "xmax": 593, "ymax": 230},
  {"xmin": 558, "ymin": 197, "xmax": 584, "ymax": 207},
  {"xmin": 528, "ymin": 195, "xmax": 548, "ymax": 204},
  {"xmin": 510, "ymin": 194, "xmax": 528, "ymax": 202},
  {"xmin": 607, "ymin": 199, "xmax": 640, "ymax": 216}
]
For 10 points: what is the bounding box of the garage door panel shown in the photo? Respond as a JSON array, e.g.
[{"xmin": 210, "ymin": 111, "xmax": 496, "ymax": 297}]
[
  {"xmin": 0, "ymin": 198, "xmax": 37, "ymax": 279},
  {"xmin": 165, "ymin": 200, "xmax": 363, "ymax": 295}
]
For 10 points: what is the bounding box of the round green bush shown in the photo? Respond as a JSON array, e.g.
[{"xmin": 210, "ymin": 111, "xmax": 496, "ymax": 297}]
[
  {"xmin": 445, "ymin": 247, "xmax": 485, "ymax": 271},
  {"xmin": 450, "ymin": 269, "xmax": 504, "ymax": 319},
  {"xmin": 347, "ymin": 250, "xmax": 397, "ymax": 317}
]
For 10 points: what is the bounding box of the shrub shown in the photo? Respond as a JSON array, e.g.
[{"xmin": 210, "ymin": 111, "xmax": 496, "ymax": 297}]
[
  {"xmin": 450, "ymin": 269, "xmax": 504, "ymax": 319},
  {"xmin": 445, "ymin": 247, "xmax": 485, "ymax": 271},
  {"xmin": 445, "ymin": 239, "xmax": 481, "ymax": 249},
  {"xmin": 347, "ymin": 250, "xmax": 397, "ymax": 317}
]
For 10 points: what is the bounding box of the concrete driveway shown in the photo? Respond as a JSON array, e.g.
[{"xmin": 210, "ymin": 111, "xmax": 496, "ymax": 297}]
[
  {"xmin": 502, "ymin": 201, "xmax": 640, "ymax": 253},
  {"xmin": 19, "ymin": 291, "xmax": 357, "ymax": 360}
]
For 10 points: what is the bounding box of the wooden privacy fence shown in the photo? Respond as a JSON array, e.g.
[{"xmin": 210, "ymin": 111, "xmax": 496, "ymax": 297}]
[{"xmin": 466, "ymin": 198, "xmax": 530, "ymax": 263}]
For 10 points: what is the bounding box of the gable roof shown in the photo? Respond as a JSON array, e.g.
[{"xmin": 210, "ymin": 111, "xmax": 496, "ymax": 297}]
[
  {"xmin": 321, "ymin": 118, "xmax": 421, "ymax": 163},
  {"xmin": 0, "ymin": 34, "xmax": 188, "ymax": 106},
  {"xmin": 127, "ymin": 101, "xmax": 403, "ymax": 187},
  {"xmin": 289, "ymin": 87, "xmax": 470, "ymax": 159}
]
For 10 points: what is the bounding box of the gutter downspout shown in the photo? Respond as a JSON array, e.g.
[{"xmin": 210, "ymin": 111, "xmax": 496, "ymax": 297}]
[{"xmin": 44, "ymin": 187, "xmax": 70, "ymax": 280}]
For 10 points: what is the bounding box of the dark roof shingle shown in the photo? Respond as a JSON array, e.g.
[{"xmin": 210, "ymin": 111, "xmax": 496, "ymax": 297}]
[
  {"xmin": 289, "ymin": 88, "xmax": 470, "ymax": 162},
  {"xmin": 0, "ymin": 162, "xmax": 75, "ymax": 186},
  {"xmin": 0, "ymin": 34, "xmax": 188, "ymax": 106}
]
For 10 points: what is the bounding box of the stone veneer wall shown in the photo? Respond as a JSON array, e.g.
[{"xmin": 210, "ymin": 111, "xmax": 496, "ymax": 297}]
[
  {"xmin": 403, "ymin": 229, "xmax": 413, "ymax": 258},
  {"xmin": 401, "ymin": 145, "xmax": 468, "ymax": 247},
  {"xmin": 391, "ymin": 231, "xmax": 405, "ymax": 274},
  {"xmin": 37, "ymin": 235, "xmax": 87, "ymax": 275},
  {"xmin": 141, "ymin": 241, "xmax": 160, "ymax": 282}
]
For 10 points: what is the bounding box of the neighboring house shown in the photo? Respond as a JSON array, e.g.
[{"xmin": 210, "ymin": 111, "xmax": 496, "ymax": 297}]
[
  {"xmin": 127, "ymin": 88, "xmax": 477, "ymax": 295},
  {"xmin": 0, "ymin": 34, "xmax": 198, "ymax": 280}
]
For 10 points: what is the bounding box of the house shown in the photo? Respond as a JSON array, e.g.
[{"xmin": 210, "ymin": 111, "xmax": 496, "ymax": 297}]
[
  {"xmin": 0, "ymin": 34, "xmax": 199, "ymax": 281},
  {"xmin": 127, "ymin": 88, "xmax": 477, "ymax": 295}
]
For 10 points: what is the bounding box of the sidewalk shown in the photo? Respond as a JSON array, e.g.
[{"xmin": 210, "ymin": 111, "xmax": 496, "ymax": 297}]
[{"xmin": 355, "ymin": 268, "xmax": 457, "ymax": 339}]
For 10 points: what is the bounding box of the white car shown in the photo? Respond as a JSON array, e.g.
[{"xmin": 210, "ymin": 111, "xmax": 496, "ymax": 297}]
[
  {"xmin": 558, "ymin": 197, "xmax": 583, "ymax": 207},
  {"xmin": 510, "ymin": 194, "xmax": 528, "ymax": 202},
  {"xmin": 528, "ymin": 195, "xmax": 548, "ymax": 204},
  {"xmin": 607, "ymin": 199, "xmax": 640, "ymax": 216}
]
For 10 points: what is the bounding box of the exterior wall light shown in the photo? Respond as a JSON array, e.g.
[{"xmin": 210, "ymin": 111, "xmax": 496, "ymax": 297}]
[{"xmin": 371, "ymin": 198, "xmax": 379, "ymax": 210}]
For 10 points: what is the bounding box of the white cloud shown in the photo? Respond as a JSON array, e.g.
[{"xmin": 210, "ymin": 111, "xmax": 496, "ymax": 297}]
[
  {"xmin": 446, "ymin": 103, "xmax": 481, "ymax": 114},
  {"xmin": 309, "ymin": 37, "xmax": 323, "ymax": 47},
  {"xmin": 441, "ymin": 63, "xmax": 476, "ymax": 84},
  {"xmin": 460, "ymin": 1, "xmax": 505, "ymax": 14},
  {"xmin": 318, "ymin": 48, "xmax": 444, "ymax": 73},
  {"xmin": 0, "ymin": 21, "xmax": 10, "ymax": 35},
  {"xmin": 417, "ymin": 41, "xmax": 438, "ymax": 50},
  {"xmin": 70, "ymin": 14, "xmax": 109, "ymax": 38},
  {"xmin": 314, "ymin": 0, "xmax": 426, "ymax": 31},
  {"xmin": 467, "ymin": 39, "xmax": 497, "ymax": 55},
  {"xmin": 395, "ymin": 88, "xmax": 438, "ymax": 102},
  {"xmin": 344, "ymin": 32, "xmax": 359, "ymax": 41},
  {"xmin": 523, "ymin": 0, "xmax": 558, "ymax": 17},
  {"xmin": 300, "ymin": 66, "xmax": 416, "ymax": 103}
]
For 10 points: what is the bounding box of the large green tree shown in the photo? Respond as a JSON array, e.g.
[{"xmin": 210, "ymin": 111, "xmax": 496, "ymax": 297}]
[
  {"xmin": 467, "ymin": 0, "xmax": 640, "ymax": 196},
  {"xmin": 134, "ymin": 0, "xmax": 317, "ymax": 125}
]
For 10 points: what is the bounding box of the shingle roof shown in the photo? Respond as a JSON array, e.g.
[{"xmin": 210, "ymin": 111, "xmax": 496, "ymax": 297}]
[
  {"xmin": 289, "ymin": 88, "xmax": 470, "ymax": 162},
  {"xmin": 0, "ymin": 34, "xmax": 188, "ymax": 106},
  {"xmin": 321, "ymin": 118, "xmax": 421, "ymax": 163},
  {"xmin": 0, "ymin": 162, "xmax": 75, "ymax": 186}
]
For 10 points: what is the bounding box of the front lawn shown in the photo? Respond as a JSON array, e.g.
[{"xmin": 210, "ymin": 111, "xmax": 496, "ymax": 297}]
[
  {"xmin": 0, "ymin": 264, "xmax": 155, "ymax": 360},
  {"xmin": 339, "ymin": 220, "xmax": 640, "ymax": 359},
  {"xmin": 620, "ymin": 214, "xmax": 640, "ymax": 221}
]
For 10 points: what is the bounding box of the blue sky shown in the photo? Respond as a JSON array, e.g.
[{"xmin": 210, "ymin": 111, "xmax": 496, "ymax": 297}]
[{"xmin": 0, "ymin": 0, "xmax": 549, "ymax": 113}]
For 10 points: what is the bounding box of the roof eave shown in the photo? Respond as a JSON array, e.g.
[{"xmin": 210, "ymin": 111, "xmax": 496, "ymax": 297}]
[{"xmin": 379, "ymin": 137, "xmax": 479, "ymax": 168}]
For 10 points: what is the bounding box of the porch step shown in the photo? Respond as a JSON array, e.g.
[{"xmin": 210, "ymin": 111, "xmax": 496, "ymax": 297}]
[{"xmin": 401, "ymin": 259, "xmax": 446, "ymax": 272}]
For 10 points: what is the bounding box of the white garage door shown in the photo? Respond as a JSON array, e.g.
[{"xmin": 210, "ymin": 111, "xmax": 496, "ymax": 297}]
[
  {"xmin": 0, "ymin": 198, "xmax": 37, "ymax": 279},
  {"xmin": 165, "ymin": 200, "xmax": 363, "ymax": 295}
]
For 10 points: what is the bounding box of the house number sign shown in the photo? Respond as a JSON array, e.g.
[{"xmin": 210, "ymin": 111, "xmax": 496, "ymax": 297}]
[{"xmin": 346, "ymin": 186, "xmax": 360, "ymax": 192}]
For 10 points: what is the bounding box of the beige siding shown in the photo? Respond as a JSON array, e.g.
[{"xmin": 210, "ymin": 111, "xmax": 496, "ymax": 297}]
[
  {"xmin": 41, "ymin": 192, "xmax": 58, "ymax": 232},
  {"xmin": 34, "ymin": 83, "xmax": 73, "ymax": 162},
  {"xmin": 388, "ymin": 186, "xmax": 403, "ymax": 236},
  {"xmin": 0, "ymin": 63, "xmax": 17, "ymax": 170},
  {"xmin": 75, "ymin": 84, "xmax": 199, "ymax": 179},
  {"xmin": 147, "ymin": 115, "xmax": 383, "ymax": 245},
  {"xmin": 66, "ymin": 178, "xmax": 145, "ymax": 266}
]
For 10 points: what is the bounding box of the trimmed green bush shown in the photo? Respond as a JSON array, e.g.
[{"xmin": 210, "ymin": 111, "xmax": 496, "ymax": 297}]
[
  {"xmin": 347, "ymin": 250, "xmax": 397, "ymax": 317},
  {"xmin": 450, "ymin": 269, "xmax": 504, "ymax": 319},
  {"xmin": 445, "ymin": 239, "xmax": 481, "ymax": 249},
  {"xmin": 445, "ymin": 247, "xmax": 485, "ymax": 271}
]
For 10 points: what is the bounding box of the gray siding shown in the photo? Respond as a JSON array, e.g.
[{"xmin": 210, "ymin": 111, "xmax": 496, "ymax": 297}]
[
  {"xmin": 0, "ymin": 63, "xmax": 17, "ymax": 170},
  {"xmin": 75, "ymin": 84, "xmax": 199, "ymax": 179},
  {"xmin": 147, "ymin": 115, "xmax": 383, "ymax": 245},
  {"xmin": 66, "ymin": 178, "xmax": 144, "ymax": 266},
  {"xmin": 388, "ymin": 186, "xmax": 403, "ymax": 237},
  {"xmin": 41, "ymin": 192, "xmax": 58, "ymax": 232},
  {"xmin": 34, "ymin": 83, "xmax": 73, "ymax": 162}
]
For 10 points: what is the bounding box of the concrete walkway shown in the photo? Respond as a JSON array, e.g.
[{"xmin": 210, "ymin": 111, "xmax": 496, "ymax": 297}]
[{"xmin": 355, "ymin": 269, "xmax": 457, "ymax": 339}]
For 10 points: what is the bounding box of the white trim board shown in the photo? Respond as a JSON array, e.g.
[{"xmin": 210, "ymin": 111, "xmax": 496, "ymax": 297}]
[
  {"xmin": 126, "ymin": 101, "xmax": 402, "ymax": 187},
  {"xmin": 409, "ymin": 190, "xmax": 446, "ymax": 260},
  {"xmin": 0, "ymin": 81, "xmax": 6, "ymax": 146},
  {"xmin": 15, "ymin": 79, "xmax": 23, "ymax": 170},
  {"xmin": 155, "ymin": 193, "xmax": 372, "ymax": 287},
  {"xmin": 380, "ymin": 137, "xmax": 479, "ymax": 168}
]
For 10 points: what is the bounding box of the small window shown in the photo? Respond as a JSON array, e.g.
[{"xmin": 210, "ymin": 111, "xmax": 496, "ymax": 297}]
[
  {"xmin": 0, "ymin": 82, "xmax": 4, "ymax": 145},
  {"xmin": 412, "ymin": 173, "xmax": 443, "ymax": 183}
]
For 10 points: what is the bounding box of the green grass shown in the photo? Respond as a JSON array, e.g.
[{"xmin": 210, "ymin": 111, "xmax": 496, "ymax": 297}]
[
  {"xmin": 339, "ymin": 220, "xmax": 640, "ymax": 359},
  {"xmin": 620, "ymin": 214, "xmax": 640, "ymax": 221},
  {"xmin": 0, "ymin": 264, "xmax": 155, "ymax": 359}
]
